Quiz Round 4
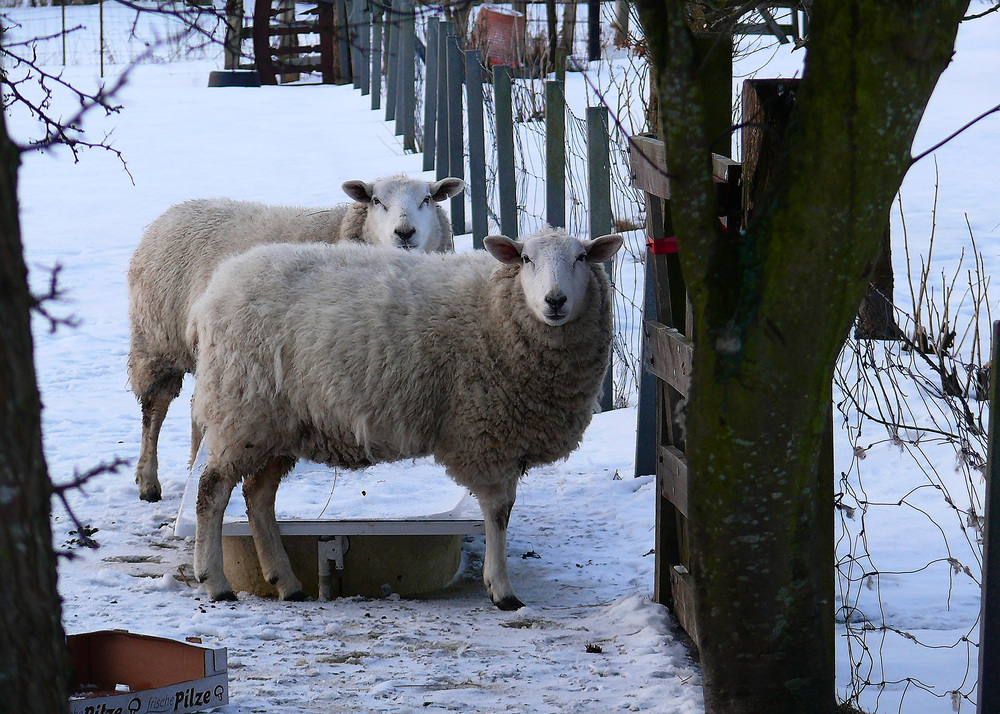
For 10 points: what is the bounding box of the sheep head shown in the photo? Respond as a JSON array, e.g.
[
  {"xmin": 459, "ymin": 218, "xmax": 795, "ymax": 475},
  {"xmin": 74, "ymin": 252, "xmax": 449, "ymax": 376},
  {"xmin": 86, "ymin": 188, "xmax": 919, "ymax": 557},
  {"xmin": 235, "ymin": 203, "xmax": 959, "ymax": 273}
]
[
  {"xmin": 484, "ymin": 228, "xmax": 623, "ymax": 326},
  {"xmin": 341, "ymin": 175, "xmax": 465, "ymax": 252}
]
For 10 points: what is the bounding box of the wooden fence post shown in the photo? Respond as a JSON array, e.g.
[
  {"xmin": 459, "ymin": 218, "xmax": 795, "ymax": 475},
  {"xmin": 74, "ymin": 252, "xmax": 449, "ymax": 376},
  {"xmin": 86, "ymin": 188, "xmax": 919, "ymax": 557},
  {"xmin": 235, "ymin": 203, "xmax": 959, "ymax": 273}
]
[
  {"xmin": 587, "ymin": 0, "xmax": 600, "ymax": 61},
  {"xmin": 545, "ymin": 80, "xmax": 565, "ymax": 228},
  {"xmin": 633, "ymin": 191, "xmax": 661, "ymax": 480},
  {"xmin": 384, "ymin": 0, "xmax": 399, "ymax": 123},
  {"xmin": 447, "ymin": 35, "xmax": 465, "ymax": 233},
  {"xmin": 370, "ymin": 2, "xmax": 382, "ymax": 110},
  {"xmin": 422, "ymin": 18, "xmax": 439, "ymax": 172},
  {"xmin": 335, "ymin": 0, "xmax": 352, "ymax": 83},
  {"xmin": 435, "ymin": 31, "xmax": 449, "ymax": 181},
  {"xmin": 350, "ymin": 0, "xmax": 362, "ymax": 90},
  {"xmin": 493, "ymin": 65, "xmax": 517, "ymax": 239},
  {"xmin": 465, "ymin": 49, "xmax": 488, "ymax": 248},
  {"xmin": 397, "ymin": 0, "xmax": 415, "ymax": 150},
  {"xmin": 978, "ymin": 320, "xmax": 1000, "ymax": 714},
  {"xmin": 588, "ymin": 105, "xmax": 614, "ymax": 411},
  {"xmin": 276, "ymin": 0, "xmax": 299, "ymax": 84},
  {"xmin": 223, "ymin": 0, "xmax": 243, "ymax": 70},
  {"xmin": 358, "ymin": 0, "xmax": 370, "ymax": 95},
  {"xmin": 628, "ymin": 132, "xmax": 695, "ymax": 635}
]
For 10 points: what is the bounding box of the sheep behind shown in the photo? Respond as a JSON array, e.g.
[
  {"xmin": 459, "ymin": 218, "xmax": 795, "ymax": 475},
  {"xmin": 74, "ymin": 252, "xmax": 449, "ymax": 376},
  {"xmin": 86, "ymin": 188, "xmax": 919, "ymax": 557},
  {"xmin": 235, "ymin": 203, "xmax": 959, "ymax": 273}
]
[
  {"xmin": 127, "ymin": 175, "xmax": 464, "ymax": 503},
  {"xmin": 188, "ymin": 228, "xmax": 623, "ymax": 609}
]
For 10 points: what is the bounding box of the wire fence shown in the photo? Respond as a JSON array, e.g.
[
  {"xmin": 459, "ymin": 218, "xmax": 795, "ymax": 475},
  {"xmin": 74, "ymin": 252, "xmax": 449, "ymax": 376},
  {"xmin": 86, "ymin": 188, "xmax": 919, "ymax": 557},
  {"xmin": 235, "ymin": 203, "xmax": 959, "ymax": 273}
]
[
  {"xmin": 1, "ymin": 1, "xmax": 223, "ymax": 68},
  {"xmin": 834, "ymin": 238, "xmax": 994, "ymax": 711}
]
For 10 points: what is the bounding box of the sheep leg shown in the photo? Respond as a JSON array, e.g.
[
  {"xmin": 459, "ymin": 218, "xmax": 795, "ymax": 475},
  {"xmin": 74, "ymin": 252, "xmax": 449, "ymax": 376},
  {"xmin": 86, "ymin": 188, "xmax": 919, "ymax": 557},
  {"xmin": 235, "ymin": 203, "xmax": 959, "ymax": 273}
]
[
  {"xmin": 476, "ymin": 480, "xmax": 524, "ymax": 611},
  {"xmin": 135, "ymin": 373, "xmax": 183, "ymax": 502},
  {"xmin": 242, "ymin": 457, "xmax": 305, "ymax": 601},
  {"xmin": 194, "ymin": 467, "xmax": 239, "ymax": 601},
  {"xmin": 188, "ymin": 394, "xmax": 204, "ymax": 468}
]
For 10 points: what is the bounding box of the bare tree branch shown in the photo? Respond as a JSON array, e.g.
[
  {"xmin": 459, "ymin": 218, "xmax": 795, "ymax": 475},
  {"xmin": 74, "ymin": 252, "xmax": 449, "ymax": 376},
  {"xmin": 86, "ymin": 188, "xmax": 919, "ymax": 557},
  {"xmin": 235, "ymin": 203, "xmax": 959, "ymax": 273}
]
[
  {"xmin": 911, "ymin": 101, "xmax": 1000, "ymax": 165},
  {"xmin": 964, "ymin": 1, "xmax": 1000, "ymax": 21},
  {"xmin": 1, "ymin": 0, "xmax": 226, "ymax": 173},
  {"xmin": 30, "ymin": 263, "xmax": 81, "ymax": 334},
  {"xmin": 52, "ymin": 457, "xmax": 131, "ymax": 555}
]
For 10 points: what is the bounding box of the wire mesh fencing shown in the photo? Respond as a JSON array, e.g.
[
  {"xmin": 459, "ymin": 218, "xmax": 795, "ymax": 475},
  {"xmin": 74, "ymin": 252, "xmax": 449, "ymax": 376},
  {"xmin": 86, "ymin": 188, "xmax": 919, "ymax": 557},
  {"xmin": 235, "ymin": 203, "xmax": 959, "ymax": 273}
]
[
  {"xmin": 834, "ymin": 252, "xmax": 994, "ymax": 710},
  {"xmin": 1, "ymin": 1, "xmax": 224, "ymax": 69}
]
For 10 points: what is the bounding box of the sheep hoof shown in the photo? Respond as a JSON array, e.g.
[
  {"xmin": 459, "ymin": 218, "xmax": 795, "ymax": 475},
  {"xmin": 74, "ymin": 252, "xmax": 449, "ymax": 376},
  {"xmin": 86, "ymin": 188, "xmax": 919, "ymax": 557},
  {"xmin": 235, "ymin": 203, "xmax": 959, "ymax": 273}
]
[
  {"xmin": 138, "ymin": 484, "xmax": 162, "ymax": 502},
  {"xmin": 493, "ymin": 595, "xmax": 525, "ymax": 611},
  {"xmin": 211, "ymin": 590, "xmax": 238, "ymax": 602},
  {"xmin": 282, "ymin": 590, "xmax": 309, "ymax": 602}
]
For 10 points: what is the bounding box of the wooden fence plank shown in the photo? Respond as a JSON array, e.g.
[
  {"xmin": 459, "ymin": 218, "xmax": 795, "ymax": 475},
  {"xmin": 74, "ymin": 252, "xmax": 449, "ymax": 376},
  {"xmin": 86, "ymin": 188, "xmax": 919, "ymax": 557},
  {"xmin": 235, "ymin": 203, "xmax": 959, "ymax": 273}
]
[
  {"xmin": 335, "ymin": 0, "xmax": 351, "ymax": 83},
  {"xmin": 358, "ymin": 0, "xmax": 370, "ymax": 95},
  {"xmin": 630, "ymin": 134, "xmax": 669, "ymax": 199},
  {"xmin": 657, "ymin": 444, "xmax": 688, "ymax": 518},
  {"xmin": 384, "ymin": 0, "xmax": 399, "ymax": 123},
  {"xmin": 398, "ymin": 0, "xmax": 415, "ymax": 150},
  {"xmin": 447, "ymin": 35, "xmax": 465, "ymax": 232},
  {"xmin": 494, "ymin": 65, "xmax": 517, "ymax": 239},
  {"xmin": 588, "ymin": 106, "xmax": 614, "ymax": 411},
  {"xmin": 434, "ymin": 31, "xmax": 448, "ymax": 181},
  {"xmin": 422, "ymin": 18, "xmax": 438, "ymax": 172},
  {"xmin": 642, "ymin": 320, "xmax": 692, "ymax": 395},
  {"xmin": 545, "ymin": 80, "xmax": 565, "ymax": 228},
  {"xmin": 369, "ymin": 3, "xmax": 381, "ymax": 109},
  {"xmin": 631, "ymin": 132, "xmax": 740, "ymax": 201},
  {"xmin": 465, "ymin": 50, "xmax": 488, "ymax": 248},
  {"xmin": 350, "ymin": 0, "xmax": 362, "ymax": 90},
  {"xmin": 670, "ymin": 565, "xmax": 699, "ymax": 647},
  {"xmin": 633, "ymin": 235, "xmax": 659, "ymax": 478}
]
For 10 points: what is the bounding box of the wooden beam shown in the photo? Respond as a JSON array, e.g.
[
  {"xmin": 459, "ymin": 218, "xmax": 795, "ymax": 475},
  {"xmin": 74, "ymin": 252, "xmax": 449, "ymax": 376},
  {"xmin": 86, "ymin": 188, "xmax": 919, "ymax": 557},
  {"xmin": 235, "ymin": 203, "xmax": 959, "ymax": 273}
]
[
  {"xmin": 657, "ymin": 444, "xmax": 688, "ymax": 517},
  {"xmin": 630, "ymin": 133, "xmax": 669, "ymax": 199},
  {"xmin": 670, "ymin": 565, "xmax": 699, "ymax": 647},
  {"xmin": 642, "ymin": 319, "xmax": 692, "ymax": 394},
  {"xmin": 631, "ymin": 132, "xmax": 738, "ymax": 200}
]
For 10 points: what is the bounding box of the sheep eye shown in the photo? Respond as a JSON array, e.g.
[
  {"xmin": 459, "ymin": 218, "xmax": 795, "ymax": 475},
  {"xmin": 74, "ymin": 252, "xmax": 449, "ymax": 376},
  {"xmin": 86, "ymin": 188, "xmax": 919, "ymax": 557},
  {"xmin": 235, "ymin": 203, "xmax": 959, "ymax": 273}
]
[
  {"xmin": 522, "ymin": 255, "xmax": 532, "ymax": 265},
  {"xmin": 576, "ymin": 253, "xmax": 587, "ymax": 262},
  {"xmin": 420, "ymin": 196, "xmax": 430, "ymax": 208},
  {"xmin": 371, "ymin": 197, "xmax": 382, "ymax": 207}
]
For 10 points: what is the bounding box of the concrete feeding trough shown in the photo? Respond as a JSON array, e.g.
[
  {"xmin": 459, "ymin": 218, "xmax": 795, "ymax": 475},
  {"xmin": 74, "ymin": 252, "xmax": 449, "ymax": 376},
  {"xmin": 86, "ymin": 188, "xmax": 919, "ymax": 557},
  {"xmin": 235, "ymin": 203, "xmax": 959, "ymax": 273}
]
[{"xmin": 175, "ymin": 454, "xmax": 484, "ymax": 600}]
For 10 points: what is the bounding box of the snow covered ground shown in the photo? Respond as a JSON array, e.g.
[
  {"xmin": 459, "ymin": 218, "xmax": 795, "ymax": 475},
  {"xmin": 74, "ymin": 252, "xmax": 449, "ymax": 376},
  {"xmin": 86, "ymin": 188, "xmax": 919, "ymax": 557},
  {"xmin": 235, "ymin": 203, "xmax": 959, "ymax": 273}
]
[{"xmin": 6, "ymin": 3, "xmax": 999, "ymax": 712}]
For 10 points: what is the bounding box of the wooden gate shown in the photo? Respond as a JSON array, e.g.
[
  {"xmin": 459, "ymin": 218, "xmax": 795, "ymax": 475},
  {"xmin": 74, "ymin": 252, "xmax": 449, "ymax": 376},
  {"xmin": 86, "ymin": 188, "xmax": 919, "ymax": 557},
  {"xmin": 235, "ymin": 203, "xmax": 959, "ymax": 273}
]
[
  {"xmin": 630, "ymin": 133, "xmax": 740, "ymax": 647},
  {"xmin": 252, "ymin": 0, "xmax": 350, "ymax": 85}
]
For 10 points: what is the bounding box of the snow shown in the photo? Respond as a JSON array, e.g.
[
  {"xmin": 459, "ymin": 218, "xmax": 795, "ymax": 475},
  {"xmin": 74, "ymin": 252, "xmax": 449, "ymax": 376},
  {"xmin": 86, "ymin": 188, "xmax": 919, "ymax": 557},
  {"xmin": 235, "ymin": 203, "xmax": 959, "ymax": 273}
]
[{"xmin": 7, "ymin": 3, "xmax": 999, "ymax": 712}]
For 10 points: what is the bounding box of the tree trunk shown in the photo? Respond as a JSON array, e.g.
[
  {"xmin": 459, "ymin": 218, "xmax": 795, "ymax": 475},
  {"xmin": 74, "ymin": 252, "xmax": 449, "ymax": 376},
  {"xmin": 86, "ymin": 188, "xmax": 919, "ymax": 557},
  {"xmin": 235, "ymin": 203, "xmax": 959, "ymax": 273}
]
[
  {"xmin": 855, "ymin": 222, "xmax": 902, "ymax": 340},
  {"xmin": 559, "ymin": 0, "xmax": 577, "ymax": 59},
  {"xmin": 633, "ymin": 1, "xmax": 969, "ymax": 711},
  {"xmin": 545, "ymin": 0, "xmax": 558, "ymax": 73},
  {"xmin": 0, "ymin": 81, "xmax": 70, "ymax": 710}
]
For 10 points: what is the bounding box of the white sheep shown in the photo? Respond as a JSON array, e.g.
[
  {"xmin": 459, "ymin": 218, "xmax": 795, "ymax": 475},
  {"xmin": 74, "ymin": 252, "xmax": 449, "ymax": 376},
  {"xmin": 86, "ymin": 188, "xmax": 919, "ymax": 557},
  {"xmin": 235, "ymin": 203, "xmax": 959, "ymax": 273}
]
[
  {"xmin": 127, "ymin": 174, "xmax": 465, "ymax": 502},
  {"xmin": 187, "ymin": 226, "xmax": 623, "ymax": 609}
]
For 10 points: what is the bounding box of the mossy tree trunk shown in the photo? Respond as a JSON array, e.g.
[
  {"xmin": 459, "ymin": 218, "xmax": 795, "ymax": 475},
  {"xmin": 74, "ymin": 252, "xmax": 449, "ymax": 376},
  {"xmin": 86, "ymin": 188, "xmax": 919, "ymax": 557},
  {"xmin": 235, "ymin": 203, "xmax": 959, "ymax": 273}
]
[
  {"xmin": 0, "ymin": 86, "xmax": 71, "ymax": 710},
  {"xmin": 632, "ymin": 1, "xmax": 969, "ymax": 711}
]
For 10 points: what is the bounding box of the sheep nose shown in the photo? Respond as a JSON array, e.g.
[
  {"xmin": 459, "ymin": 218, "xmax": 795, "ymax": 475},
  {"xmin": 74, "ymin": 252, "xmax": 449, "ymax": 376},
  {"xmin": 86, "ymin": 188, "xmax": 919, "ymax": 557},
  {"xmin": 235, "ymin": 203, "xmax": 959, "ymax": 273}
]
[
  {"xmin": 395, "ymin": 227, "xmax": 416, "ymax": 243},
  {"xmin": 545, "ymin": 293, "xmax": 567, "ymax": 310}
]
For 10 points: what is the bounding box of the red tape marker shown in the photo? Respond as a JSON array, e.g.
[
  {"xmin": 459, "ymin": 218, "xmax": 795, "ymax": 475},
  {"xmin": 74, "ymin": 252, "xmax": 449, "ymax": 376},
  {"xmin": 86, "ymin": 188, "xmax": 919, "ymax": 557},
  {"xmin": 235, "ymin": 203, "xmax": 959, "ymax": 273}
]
[{"xmin": 647, "ymin": 235, "xmax": 678, "ymax": 255}]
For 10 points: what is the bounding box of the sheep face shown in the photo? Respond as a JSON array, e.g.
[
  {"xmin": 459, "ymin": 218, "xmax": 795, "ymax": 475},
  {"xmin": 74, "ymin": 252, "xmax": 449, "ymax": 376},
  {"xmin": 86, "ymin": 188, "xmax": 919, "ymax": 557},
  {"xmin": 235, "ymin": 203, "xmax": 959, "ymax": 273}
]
[
  {"xmin": 484, "ymin": 229, "xmax": 624, "ymax": 326},
  {"xmin": 341, "ymin": 175, "xmax": 465, "ymax": 251}
]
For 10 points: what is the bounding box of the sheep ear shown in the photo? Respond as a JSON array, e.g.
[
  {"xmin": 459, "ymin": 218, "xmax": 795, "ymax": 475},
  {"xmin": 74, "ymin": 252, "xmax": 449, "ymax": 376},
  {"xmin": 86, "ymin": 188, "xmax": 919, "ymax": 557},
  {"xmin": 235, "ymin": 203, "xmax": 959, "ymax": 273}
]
[
  {"xmin": 484, "ymin": 235, "xmax": 523, "ymax": 264},
  {"xmin": 342, "ymin": 180, "xmax": 374, "ymax": 203},
  {"xmin": 585, "ymin": 234, "xmax": 624, "ymax": 263},
  {"xmin": 430, "ymin": 177, "xmax": 466, "ymax": 203}
]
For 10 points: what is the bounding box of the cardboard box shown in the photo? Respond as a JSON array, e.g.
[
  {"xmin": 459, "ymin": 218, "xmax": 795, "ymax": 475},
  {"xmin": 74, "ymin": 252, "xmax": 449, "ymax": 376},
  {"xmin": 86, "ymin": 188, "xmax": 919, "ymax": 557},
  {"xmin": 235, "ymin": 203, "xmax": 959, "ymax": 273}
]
[{"xmin": 68, "ymin": 630, "xmax": 228, "ymax": 714}]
